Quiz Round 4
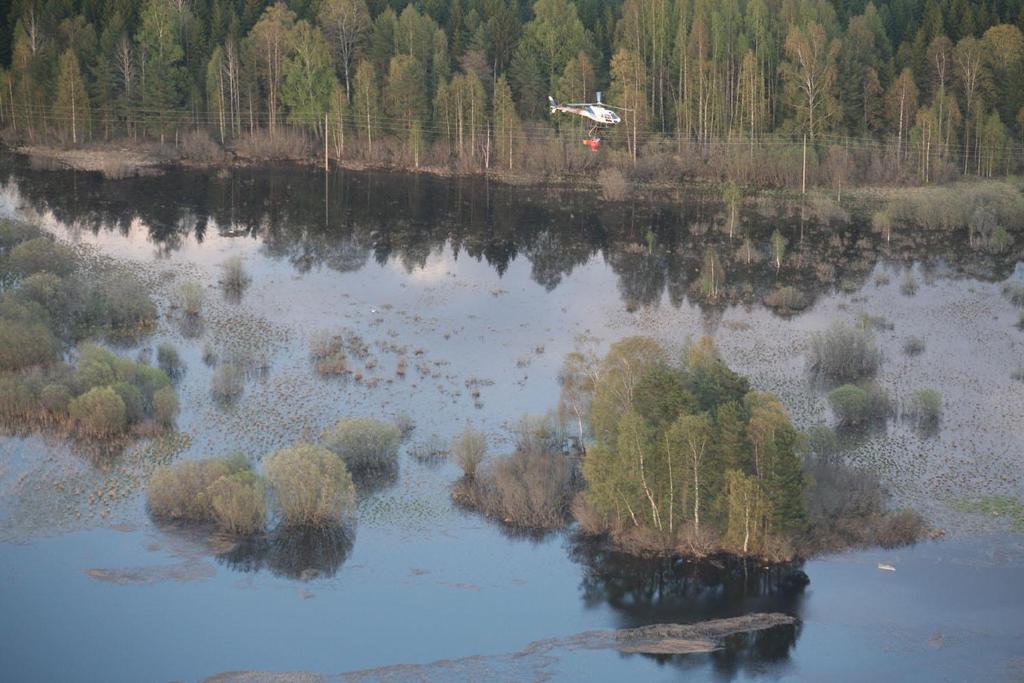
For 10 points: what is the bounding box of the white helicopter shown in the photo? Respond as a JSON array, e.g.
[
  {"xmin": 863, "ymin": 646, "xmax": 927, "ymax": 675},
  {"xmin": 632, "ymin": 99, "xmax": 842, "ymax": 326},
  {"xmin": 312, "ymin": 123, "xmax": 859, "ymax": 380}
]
[{"xmin": 548, "ymin": 92, "xmax": 626, "ymax": 150}]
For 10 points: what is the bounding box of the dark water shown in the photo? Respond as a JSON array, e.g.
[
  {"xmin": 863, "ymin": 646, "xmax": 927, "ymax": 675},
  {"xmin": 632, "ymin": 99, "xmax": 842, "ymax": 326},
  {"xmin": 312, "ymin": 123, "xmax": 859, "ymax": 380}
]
[{"xmin": 1, "ymin": 157, "xmax": 1023, "ymax": 682}]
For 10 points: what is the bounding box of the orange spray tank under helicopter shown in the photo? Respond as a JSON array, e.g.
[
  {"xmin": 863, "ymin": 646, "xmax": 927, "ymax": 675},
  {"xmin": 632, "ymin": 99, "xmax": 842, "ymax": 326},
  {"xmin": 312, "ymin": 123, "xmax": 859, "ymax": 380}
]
[{"xmin": 548, "ymin": 92, "xmax": 628, "ymax": 151}]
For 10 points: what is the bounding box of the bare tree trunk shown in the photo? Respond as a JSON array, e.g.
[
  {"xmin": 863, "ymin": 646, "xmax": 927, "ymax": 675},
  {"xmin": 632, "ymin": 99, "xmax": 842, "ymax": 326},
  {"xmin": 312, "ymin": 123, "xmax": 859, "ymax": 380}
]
[{"xmin": 802, "ymin": 134, "xmax": 807, "ymax": 194}]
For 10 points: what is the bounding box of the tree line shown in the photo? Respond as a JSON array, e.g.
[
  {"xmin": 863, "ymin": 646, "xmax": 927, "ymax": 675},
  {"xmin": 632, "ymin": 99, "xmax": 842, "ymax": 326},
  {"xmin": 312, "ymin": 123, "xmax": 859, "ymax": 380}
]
[{"xmin": 5, "ymin": 0, "xmax": 1024, "ymax": 180}]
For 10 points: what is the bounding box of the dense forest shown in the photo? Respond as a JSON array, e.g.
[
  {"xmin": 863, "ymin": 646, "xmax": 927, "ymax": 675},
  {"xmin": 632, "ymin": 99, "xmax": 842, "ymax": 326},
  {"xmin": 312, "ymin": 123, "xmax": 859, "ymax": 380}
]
[{"xmin": 4, "ymin": 0, "xmax": 1024, "ymax": 183}]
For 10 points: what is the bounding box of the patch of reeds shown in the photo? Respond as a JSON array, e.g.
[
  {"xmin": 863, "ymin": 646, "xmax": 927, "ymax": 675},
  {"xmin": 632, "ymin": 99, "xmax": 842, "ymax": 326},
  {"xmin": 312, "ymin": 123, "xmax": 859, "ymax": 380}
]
[{"xmin": 807, "ymin": 322, "xmax": 883, "ymax": 382}]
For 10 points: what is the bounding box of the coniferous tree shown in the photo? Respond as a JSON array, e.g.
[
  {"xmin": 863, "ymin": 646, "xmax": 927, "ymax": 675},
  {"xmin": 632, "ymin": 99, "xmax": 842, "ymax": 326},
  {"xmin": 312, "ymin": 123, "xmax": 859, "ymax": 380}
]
[{"xmin": 136, "ymin": 0, "xmax": 187, "ymax": 141}]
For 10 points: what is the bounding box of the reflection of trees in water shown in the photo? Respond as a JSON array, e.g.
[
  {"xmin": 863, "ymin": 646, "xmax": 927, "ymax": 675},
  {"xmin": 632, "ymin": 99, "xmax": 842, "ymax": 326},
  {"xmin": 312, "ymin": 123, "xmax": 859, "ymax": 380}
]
[
  {"xmin": 569, "ymin": 537, "xmax": 806, "ymax": 678},
  {"xmin": 217, "ymin": 525, "xmax": 354, "ymax": 580},
  {"xmin": 4, "ymin": 158, "xmax": 1019, "ymax": 317}
]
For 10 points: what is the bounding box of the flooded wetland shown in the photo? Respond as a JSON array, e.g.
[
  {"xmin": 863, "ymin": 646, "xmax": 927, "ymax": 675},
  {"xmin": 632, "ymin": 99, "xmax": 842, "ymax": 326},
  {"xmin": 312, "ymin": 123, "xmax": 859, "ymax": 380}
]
[{"xmin": 1, "ymin": 156, "xmax": 1023, "ymax": 681}]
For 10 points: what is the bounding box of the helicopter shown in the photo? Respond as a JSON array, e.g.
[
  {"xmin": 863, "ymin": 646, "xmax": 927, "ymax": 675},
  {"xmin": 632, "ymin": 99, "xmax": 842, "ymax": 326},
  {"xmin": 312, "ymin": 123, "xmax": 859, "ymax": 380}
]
[{"xmin": 548, "ymin": 92, "xmax": 626, "ymax": 150}]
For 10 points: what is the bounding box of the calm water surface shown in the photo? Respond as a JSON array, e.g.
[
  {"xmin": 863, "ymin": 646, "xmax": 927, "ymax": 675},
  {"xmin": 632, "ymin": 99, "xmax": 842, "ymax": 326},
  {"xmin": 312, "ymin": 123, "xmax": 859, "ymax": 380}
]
[{"xmin": 1, "ymin": 157, "xmax": 1022, "ymax": 681}]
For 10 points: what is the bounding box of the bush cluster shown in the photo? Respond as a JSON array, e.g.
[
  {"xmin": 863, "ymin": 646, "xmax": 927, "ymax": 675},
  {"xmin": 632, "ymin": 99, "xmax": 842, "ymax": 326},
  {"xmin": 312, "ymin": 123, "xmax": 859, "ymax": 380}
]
[
  {"xmin": 148, "ymin": 454, "xmax": 251, "ymax": 522},
  {"xmin": 454, "ymin": 415, "xmax": 577, "ymax": 530},
  {"xmin": 2, "ymin": 220, "xmax": 155, "ymax": 340},
  {"xmin": 0, "ymin": 220, "xmax": 169, "ymax": 443},
  {"xmin": 149, "ymin": 442, "xmax": 360, "ymax": 535},
  {"xmin": 0, "ymin": 344, "xmax": 179, "ymax": 438}
]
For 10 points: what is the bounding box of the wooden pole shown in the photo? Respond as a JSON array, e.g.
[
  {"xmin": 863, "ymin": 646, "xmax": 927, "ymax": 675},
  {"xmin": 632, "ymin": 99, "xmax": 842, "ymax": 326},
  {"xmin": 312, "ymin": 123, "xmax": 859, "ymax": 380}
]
[{"xmin": 324, "ymin": 114, "xmax": 329, "ymax": 172}]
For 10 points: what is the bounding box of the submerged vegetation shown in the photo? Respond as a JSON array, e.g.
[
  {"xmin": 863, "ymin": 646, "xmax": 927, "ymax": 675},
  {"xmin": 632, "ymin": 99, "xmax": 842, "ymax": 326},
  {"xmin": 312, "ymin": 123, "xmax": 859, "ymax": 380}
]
[{"xmin": 952, "ymin": 496, "xmax": 1024, "ymax": 532}]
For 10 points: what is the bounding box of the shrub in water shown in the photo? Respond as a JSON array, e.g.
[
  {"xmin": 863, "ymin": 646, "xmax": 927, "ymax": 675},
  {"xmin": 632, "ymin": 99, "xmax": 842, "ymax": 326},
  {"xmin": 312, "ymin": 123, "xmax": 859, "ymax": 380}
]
[
  {"xmin": 309, "ymin": 331, "xmax": 348, "ymax": 375},
  {"xmin": 902, "ymin": 336, "xmax": 925, "ymax": 355},
  {"xmin": 900, "ymin": 272, "xmax": 918, "ymax": 296},
  {"xmin": 148, "ymin": 454, "xmax": 251, "ymax": 522},
  {"xmin": 763, "ymin": 286, "xmax": 808, "ymax": 313},
  {"xmin": 321, "ymin": 418, "xmax": 400, "ymax": 471},
  {"xmin": 394, "ymin": 412, "xmax": 415, "ymax": 440},
  {"xmin": 265, "ymin": 443, "xmax": 355, "ymax": 528},
  {"xmin": 152, "ymin": 385, "xmax": 179, "ymax": 425},
  {"xmin": 907, "ymin": 388, "xmax": 941, "ymax": 426},
  {"xmin": 875, "ymin": 509, "xmax": 926, "ymax": 548},
  {"xmin": 7, "ymin": 237, "xmax": 76, "ymax": 277},
  {"xmin": 69, "ymin": 386, "xmax": 127, "ymax": 437},
  {"xmin": 452, "ymin": 425, "xmax": 487, "ymax": 479},
  {"xmin": 178, "ymin": 280, "xmax": 204, "ymax": 316},
  {"xmin": 78, "ymin": 272, "xmax": 158, "ymax": 332},
  {"xmin": 807, "ymin": 322, "xmax": 882, "ymax": 382},
  {"xmin": 472, "ymin": 447, "xmax": 576, "ymax": 529},
  {"xmin": 211, "ymin": 361, "xmax": 245, "ymax": 403},
  {"xmin": 157, "ymin": 343, "xmax": 183, "ymax": 379},
  {"xmin": 220, "ymin": 256, "xmax": 251, "ymax": 296},
  {"xmin": 207, "ymin": 471, "xmax": 267, "ymax": 535},
  {"xmin": 1003, "ymin": 282, "xmax": 1024, "ymax": 308},
  {"xmin": 828, "ymin": 383, "xmax": 889, "ymax": 425}
]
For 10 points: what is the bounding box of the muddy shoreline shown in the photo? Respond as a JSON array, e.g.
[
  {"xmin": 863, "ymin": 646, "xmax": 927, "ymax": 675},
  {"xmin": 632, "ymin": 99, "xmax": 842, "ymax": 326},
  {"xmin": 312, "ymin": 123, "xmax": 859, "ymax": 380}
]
[{"xmin": 10, "ymin": 141, "xmax": 928, "ymax": 208}]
